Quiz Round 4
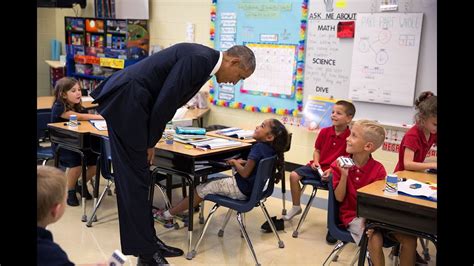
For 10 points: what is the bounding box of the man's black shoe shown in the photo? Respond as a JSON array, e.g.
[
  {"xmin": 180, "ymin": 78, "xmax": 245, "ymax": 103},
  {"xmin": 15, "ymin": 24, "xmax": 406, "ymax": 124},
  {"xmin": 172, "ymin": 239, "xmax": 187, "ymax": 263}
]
[
  {"xmin": 156, "ymin": 237, "xmax": 184, "ymax": 257},
  {"xmin": 326, "ymin": 231, "xmax": 337, "ymax": 245},
  {"xmin": 137, "ymin": 251, "xmax": 169, "ymax": 266}
]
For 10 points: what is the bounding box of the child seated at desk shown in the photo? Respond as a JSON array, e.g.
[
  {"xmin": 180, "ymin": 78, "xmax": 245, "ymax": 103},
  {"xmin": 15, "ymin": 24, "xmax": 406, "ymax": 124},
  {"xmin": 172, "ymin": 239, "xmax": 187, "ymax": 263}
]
[
  {"xmin": 392, "ymin": 91, "xmax": 437, "ymax": 264},
  {"xmin": 331, "ymin": 120, "xmax": 417, "ymax": 266},
  {"xmin": 51, "ymin": 77, "xmax": 104, "ymax": 206},
  {"xmin": 155, "ymin": 118, "xmax": 289, "ymax": 221},
  {"xmin": 394, "ymin": 91, "xmax": 437, "ymax": 172}
]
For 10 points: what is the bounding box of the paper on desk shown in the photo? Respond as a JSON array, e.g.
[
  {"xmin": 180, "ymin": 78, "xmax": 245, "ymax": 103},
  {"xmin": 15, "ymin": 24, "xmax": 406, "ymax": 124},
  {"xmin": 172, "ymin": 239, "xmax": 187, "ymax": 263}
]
[
  {"xmin": 81, "ymin": 96, "xmax": 94, "ymax": 102},
  {"xmin": 90, "ymin": 120, "xmax": 107, "ymax": 131},
  {"xmin": 173, "ymin": 107, "xmax": 188, "ymax": 120},
  {"xmin": 398, "ymin": 179, "xmax": 437, "ymax": 201}
]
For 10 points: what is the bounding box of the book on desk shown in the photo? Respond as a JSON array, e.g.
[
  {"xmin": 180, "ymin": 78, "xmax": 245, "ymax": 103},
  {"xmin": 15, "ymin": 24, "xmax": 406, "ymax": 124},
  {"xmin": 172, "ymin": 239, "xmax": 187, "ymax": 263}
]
[
  {"xmin": 398, "ymin": 178, "xmax": 437, "ymax": 202},
  {"xmin": 190, "ymin": 138, "xmax": 243, "ymax": 151},
  {"xmin": 215, "ymin": 127, "xmax": 255, "ymax": 140}
]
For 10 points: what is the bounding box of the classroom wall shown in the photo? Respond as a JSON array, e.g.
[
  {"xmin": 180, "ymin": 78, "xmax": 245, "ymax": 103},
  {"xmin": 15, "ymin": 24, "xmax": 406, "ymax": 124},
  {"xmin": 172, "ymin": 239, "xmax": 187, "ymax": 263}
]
[
  {"xmin": 36, "ymin": 0, "xmax": 401, "ymax": 171},
  {"xmin": 37, "ymin": 0, "xmax": 95, "ymax": 96}
]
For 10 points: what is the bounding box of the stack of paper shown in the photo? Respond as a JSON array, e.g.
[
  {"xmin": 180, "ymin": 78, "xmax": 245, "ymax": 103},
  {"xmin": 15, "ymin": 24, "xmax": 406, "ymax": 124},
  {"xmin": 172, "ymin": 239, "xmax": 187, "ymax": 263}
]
[
  {"xmin": 190, "ymin": 138, "xmax": 242, "ymax": 151},
  {"xmin": 90, "ymin": 120, "xmax": 107, "ymax": 131},
  {"xmin": 174, "ymin": 134, "xmax": 212, "ymax": 144},
  {"xmin": 398, "ymin": 179, "xmax": 437, "ymax": 202},
  {"xmin": 216, "ymin": 128, "xmax": 254, "ymax": 140}
]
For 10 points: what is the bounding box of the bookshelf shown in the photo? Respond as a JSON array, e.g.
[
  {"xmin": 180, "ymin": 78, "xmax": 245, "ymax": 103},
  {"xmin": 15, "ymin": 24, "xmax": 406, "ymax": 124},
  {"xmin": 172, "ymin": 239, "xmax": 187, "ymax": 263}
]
[{"xmin": 64, "ymin": 16, "xmax": 149, "ymax": 95}]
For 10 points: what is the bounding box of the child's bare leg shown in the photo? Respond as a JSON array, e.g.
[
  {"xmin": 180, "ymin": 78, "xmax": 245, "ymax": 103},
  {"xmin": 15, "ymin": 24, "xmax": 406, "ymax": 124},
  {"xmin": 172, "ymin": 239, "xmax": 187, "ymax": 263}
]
[
  {"xmin": 394, "ymin": 232, "xmax": 416, "ymax": 266},
  {"xmin": 367, "ymin": 229, "xmax": 385, "ymax": 266},
  {"xmin": 66, "ymin": 166, "xmax": 81, "ymax": 190},
  {"xmin": 86, "ymin": 165, "xmax": 96, "ymax": 182},
  {"xmin": 169, "ymin": 190, "xmax": 203, "ymax": 216},
  {"xmin": 289, "ymin": 171, "xmax": 302, "ymax": 206}
]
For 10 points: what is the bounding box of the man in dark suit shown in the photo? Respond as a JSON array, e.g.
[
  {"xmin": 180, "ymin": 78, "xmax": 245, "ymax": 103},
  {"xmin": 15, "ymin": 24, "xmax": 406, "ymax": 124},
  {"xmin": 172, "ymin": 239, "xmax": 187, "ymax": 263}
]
[{"xmin": 90, "ymin": 43, "xmax": 255, "ymax": 265}]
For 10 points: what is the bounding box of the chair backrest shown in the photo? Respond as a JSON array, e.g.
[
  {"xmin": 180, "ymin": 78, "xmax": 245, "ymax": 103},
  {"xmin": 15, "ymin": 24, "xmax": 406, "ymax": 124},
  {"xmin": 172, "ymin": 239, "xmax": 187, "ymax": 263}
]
[
  {"xmin": 327, "ymin": 175, "xmax": 354, "ymax": 243},
  {"xmin": 100, "ymin": 136, "xmax": 114, "ymax": 181},
  {"xmin": 37, "ymin": 110, "xmax": 52, "ymax": 144},
  {"xmin": 247, "ymin": 155, "xmax": 277, "ymax": 206}
]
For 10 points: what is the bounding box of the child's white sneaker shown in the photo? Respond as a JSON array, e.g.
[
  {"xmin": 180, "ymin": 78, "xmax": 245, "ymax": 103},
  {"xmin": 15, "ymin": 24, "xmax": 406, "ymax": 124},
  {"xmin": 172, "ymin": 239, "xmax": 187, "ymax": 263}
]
[{"xmin": 282, "ymin": 206, "xmax": 302, "ymax": 221}]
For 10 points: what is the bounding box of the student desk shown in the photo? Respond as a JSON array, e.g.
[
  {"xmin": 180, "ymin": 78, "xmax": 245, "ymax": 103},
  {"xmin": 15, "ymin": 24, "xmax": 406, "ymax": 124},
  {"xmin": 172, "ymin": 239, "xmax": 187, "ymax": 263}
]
[
  {"xmin": 182, "ymin": 107, "xmax": 210, "ymax": 128},
  {"xmin": 37, "ymin": 96, "xmax": 97, "ymax": 110},
  {"xmin": 48, "ymin": 120, "xmax": 252, "ymax": 256},
  {"xmin": 152, "ymin": 140, "xmax": 252, "ymax": 258},
  {"xmin": 356, "ymin": 170, "xmax": 437, "ymax": 265},
  {"xmin": 48, "ymin": 121, "xmax": 101, "ymax": 222}
]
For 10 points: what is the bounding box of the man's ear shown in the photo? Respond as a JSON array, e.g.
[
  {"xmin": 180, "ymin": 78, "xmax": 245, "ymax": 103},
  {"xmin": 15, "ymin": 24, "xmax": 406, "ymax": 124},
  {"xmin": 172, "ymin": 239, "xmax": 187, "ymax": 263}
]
[{"xmin": 230, "ymin": 57, "xmax": 241, "ymax": 66}]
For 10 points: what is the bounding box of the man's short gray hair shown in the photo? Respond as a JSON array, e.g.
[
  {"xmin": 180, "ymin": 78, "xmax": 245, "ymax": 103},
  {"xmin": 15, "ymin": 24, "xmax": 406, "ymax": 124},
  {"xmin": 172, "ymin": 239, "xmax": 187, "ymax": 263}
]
[{"xmin": 225, "ymin": 45, "xmax": 256, "ymax": 72}]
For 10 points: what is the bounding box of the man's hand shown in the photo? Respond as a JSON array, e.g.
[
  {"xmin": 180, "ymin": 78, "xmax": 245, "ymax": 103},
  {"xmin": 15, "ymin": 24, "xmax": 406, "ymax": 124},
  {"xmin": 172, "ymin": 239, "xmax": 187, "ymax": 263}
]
[{"xmin": 147, "ymin": 148, "xmax": 155, "ymax": 165}]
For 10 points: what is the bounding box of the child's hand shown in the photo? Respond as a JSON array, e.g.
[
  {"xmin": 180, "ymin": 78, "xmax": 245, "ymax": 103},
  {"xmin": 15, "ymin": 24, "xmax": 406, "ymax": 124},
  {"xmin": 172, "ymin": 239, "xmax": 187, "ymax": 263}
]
[
  {"xmin": 336, "ymin": 159, "xmax": 349, "ymax": 176},
  {"xmin": 236, "ymin": 158, "xmax": 247, "ymax": 165},
  {"xmin": 366, "ymin": 228, "xmax": 374, "ymax": 239},
  {"xmin": 321, "ymin": 169, "xmax": 331, "ymax": 181},
  {"xmin": 310, "ymin": 162, "xmax": 319, "ymax": 170},
  {"xmin": 226, "ymin": 159, "xmax": 236, "ymax": 166}
]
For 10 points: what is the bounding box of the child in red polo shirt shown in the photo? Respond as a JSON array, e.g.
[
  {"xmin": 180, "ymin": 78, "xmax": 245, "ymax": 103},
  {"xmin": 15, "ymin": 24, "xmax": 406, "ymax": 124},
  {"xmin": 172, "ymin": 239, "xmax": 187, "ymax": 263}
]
[
  {"xmin": 394, "ymin": 91, "xmax": 437, "ymax": 172},
  {"xmin": 332, "ymin": 120, "xmax": 417, "ymax": 266},
  {"xmin": 392, "ymin": 91, "xmax": 437, "ymax": 265},
  {"xmin": 283, "ymin": 100, "xmax": 355, "ymax": 243}
]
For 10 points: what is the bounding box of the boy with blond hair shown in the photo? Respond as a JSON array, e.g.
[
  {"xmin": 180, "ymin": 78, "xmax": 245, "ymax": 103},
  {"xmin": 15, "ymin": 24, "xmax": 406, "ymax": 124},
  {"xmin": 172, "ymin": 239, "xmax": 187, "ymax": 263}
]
[
  {"xmin": 37, "ymin": 165, "xmax": 74, "ymax": 266},
  {"xmin": 331, "ymin": 120, "xmax": 417, "ymax": 266}
]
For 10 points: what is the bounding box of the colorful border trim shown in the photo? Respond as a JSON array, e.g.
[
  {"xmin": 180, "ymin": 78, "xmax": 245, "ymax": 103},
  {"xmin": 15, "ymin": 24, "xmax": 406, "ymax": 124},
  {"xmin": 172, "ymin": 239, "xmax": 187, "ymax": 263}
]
[{"xmin": 209, "ymin": 0, "xmax": 308, "ymax": 117}]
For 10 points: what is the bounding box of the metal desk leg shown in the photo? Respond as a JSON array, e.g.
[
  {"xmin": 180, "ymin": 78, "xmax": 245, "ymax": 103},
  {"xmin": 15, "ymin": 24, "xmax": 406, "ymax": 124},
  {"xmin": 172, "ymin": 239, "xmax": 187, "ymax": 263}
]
[
  {"xmin": 80, "ymin": 153, "xmax": 88, "ymax": 222},
  {"xmin": 281, "ymin": 171, "xmax": 287, "ymax": 215},
  {"xmin": 358, "ymin": 226, "xmax": 370, "ymax": 266},
  {"xmin": 185, "ymin": 176, "xmax": 194, "ymax": 260}
]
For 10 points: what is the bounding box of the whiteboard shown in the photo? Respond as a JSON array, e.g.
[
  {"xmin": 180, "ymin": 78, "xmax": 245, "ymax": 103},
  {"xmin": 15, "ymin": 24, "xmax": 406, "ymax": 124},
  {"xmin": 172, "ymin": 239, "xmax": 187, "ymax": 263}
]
[
  {"xmin": 303, "ymin": 0, "xmax": 437, "ymax": 125},
  {"xmin": 349, "ymin": 13, "xmax": 423, "ymax": 106}
]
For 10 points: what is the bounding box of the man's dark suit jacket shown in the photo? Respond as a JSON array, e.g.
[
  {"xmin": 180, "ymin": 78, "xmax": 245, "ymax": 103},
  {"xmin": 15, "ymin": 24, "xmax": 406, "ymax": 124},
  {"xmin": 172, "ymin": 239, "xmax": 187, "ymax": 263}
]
[{"xmin": 91, "ymin": 43, "xmax": 220, "ymax": 148}]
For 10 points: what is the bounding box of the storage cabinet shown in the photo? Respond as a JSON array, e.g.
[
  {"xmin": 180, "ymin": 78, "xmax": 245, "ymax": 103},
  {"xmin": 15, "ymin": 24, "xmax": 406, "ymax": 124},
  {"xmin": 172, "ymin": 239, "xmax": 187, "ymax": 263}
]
[{"xmin": 64, "ymin": 16, "xmax": 149, "ymax": 95}]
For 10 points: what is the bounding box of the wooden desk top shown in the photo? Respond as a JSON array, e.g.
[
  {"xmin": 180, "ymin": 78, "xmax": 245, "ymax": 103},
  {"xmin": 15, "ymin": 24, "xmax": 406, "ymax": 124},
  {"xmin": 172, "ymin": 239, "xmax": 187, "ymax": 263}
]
[
  {"xmin": 357, "ymin": 170, "xmax": 437, "ymax": 209},
  {"xmin": 48, "ymin": 120, "xmax": 250, "ymax": 156},
  {"xmin": 48, "ymin": 121, "xmax": 99, "ymax": 134},
  {"xmin": 155, "ymin": 138, "xmax": 251, "ymax": 157},
  {"xmin": 206, "ymin": 129, "xmax": 256, "ymax": 144},
  {"xmin": 37, "ymin": 96, "xmax": 97, "ymax": 110},
  {"xmin": 45, "ymin": 60, "xmax": 65, "ymax": 69},
  {"xmin": 183, "ymin": 108, "xmax": 210, "ymax": 120}
]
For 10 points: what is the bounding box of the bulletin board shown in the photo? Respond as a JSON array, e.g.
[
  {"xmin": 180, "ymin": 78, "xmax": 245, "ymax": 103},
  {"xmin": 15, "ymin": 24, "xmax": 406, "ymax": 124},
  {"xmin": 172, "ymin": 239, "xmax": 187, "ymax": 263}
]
[
  {"xmin": 302, "ymin": 0, "xmax": 437, "ymax": 126},
  {"xmin": 209, "ymin": 0, "xmax": 309, "ymax": 116}
]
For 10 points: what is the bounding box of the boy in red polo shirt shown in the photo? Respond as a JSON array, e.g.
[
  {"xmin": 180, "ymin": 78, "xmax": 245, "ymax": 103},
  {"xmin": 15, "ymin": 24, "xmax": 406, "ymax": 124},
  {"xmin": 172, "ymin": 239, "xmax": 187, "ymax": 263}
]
[
  {"xmin": 395, "ymin": 91, "xmax": 437, "ymax": 172},
  {"xmin": 283, "ymin": 100, "xmax": 355, "ymax": 244},
  {"xmin": 332, "ymin": 120, "xmax": 417, "ymax": 266}
]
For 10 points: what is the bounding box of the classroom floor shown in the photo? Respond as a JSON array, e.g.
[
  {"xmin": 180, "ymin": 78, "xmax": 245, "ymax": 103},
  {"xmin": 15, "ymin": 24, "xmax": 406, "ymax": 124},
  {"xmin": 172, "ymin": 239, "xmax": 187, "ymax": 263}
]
[{"xmin": 48, "ymin": 172, "xmax": 437, "ymax": 265}]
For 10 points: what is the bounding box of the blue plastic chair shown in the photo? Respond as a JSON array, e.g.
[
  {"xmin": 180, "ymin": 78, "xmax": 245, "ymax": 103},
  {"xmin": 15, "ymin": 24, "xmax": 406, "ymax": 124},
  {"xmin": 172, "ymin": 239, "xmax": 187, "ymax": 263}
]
[
  {"xmin": 323, "ymin": 175, "xmax": 399, "ymax": 265},
  {"xmin": 187, "ymin": 155, "xmax": 284, "ymax": 265},
  {"xmin": 86, "ymin": 136, "xmax": 115, "ymax": 227},
  {"xmin": 323, "ymin": 175, "xmax": 359, "ymax": 265},
  {"xmin": 37, "ymin": 110, "xmax": 54, "ymax": 165}
]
